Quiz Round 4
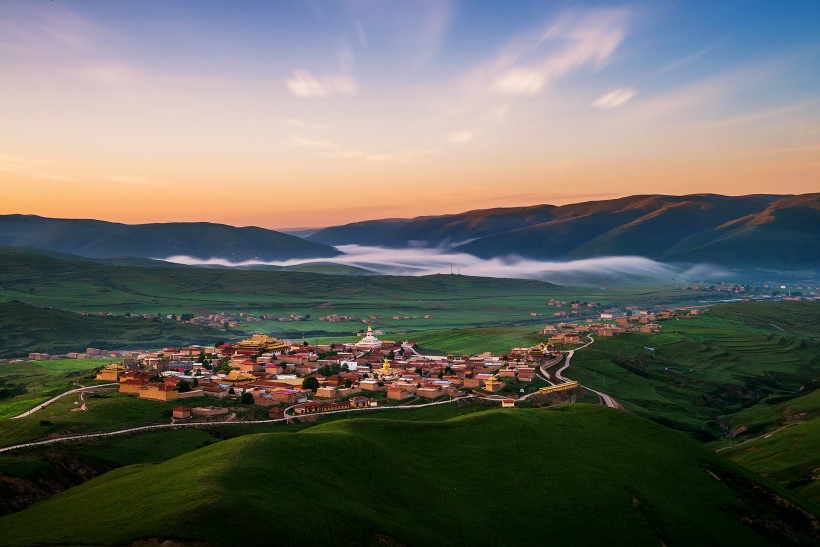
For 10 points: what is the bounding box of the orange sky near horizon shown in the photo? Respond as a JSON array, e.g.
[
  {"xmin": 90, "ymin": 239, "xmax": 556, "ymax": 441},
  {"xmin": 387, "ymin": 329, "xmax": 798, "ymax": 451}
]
[{"xmin": 2, "ymin": 2, "xmax": 819, "ymax": 229}]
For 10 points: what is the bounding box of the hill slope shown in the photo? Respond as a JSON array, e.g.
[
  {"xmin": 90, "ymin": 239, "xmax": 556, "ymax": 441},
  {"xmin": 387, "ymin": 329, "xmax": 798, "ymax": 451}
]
[
  {"xmin": 0, "ymin": 406, "xmax": 816, "ymax": 546},
  {"xmin": 306, "ymin": 194, "xmax": 820, "ymax": 271},
  {"xmin": 0, "ymin": 301, "xmax": 224, "ymax": 357},
  {"xmin": 0, "ymin": 215, "xmax": 340, "ymax": 262}
]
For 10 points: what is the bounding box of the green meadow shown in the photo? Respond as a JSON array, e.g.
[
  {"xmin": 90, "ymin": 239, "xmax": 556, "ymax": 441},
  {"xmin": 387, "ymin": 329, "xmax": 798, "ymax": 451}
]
[
  {"xmin": 0, "ymin": 357, "xmax": 109, "ymax": 419},
  {"xmin": 567, "ymin": 303, "xmax": 820, "ymax": 442},
  {"xmin": 1, "ymin": 406, "xmax": 816, "ymax": 546}
]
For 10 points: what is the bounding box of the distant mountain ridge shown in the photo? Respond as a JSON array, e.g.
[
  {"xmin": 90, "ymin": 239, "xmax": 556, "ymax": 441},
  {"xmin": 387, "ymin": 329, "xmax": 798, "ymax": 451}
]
[
  {"xmin": 308, "ymin": 193, "xmax": 820, "ymax": 269},
  {"xmin": 0, "ymin": 215, "xmax": 340, "ymax": 262}
]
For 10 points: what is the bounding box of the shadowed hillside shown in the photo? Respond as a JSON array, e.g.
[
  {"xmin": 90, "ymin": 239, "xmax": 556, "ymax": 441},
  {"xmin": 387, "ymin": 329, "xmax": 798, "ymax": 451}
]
[
  {"xmin": 0, "ymin": 301, "xmax": 224, "ymax": 357},
  {"xmin": 0, "ymin": 406, "xmax": 816, "ymax": 546}
]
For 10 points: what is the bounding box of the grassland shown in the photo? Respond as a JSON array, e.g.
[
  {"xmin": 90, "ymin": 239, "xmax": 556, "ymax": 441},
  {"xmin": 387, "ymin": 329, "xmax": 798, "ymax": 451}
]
[
  {"xmin": 1, "ymin": 405, "xmax": 816, "ymax": 546},
  {"xmin": 720, "ymin": 388, "xmax": 820, "ymax": 504},
  {"xmin": 0, "ymin": 249, "xmax": 723, "ymax": 341},
  {"xmin": 0, "ymin": 300, "xmax": 225, "ymax": 358},
  {"xmin": 0, "ymin": 357, "xmax": 109, "ymax": 419},
  {"xmin": 567, "ymin": 302, "xmax": 820, "ymax": 442}
]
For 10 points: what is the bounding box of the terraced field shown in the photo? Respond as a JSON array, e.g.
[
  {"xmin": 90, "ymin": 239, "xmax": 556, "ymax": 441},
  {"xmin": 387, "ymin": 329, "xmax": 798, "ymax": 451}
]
[{"xmin": 568, "ymin": 304, "xmax": 820, "ymax": 442}]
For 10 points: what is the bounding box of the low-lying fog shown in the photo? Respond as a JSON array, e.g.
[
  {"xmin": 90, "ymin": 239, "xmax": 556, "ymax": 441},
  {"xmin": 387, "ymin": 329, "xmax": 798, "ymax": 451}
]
[{"xmin": 163, "ymin": 245, "xmax": 726, "ymax": 286}]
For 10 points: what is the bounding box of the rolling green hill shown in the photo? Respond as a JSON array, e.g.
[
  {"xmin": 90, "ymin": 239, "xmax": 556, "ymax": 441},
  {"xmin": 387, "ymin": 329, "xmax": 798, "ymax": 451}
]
[
  {"xmin": 0, "ymin": 301, "xmax": 224, "ymax": 357},
  {"xmin": 0, "ymin": 406, "xmax": 816, "ymax": 546},
  {"xmin": 0, "ymin": 214, "xmax": 340, "ymax": 262}
]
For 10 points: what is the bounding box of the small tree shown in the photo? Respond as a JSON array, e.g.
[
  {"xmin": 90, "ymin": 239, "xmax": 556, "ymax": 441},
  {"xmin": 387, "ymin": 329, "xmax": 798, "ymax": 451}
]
[
  {"xmin": 228, "ymin": 386, "xmax": 236, "ymax": 395},
  {"xmin": 302, "ymin": 376, "xmax": 320, "ymax": 391},
  {"xmin": 344, "ymin": 378, "xmax": 353, "ymax": 388},
  {"xmin": 240, "ymin": 391, "xmax": 254, "ymax": 405},
  {"xmin": 177, "ymin": 379, "xmax": 192, "ymax": 393}
]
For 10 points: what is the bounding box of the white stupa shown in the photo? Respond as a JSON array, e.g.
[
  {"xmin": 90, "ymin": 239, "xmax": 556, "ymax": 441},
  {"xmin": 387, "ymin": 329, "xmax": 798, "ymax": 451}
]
[{"xmin": 356, "ymin": 325, "xmax": 383, "ymax": 350}]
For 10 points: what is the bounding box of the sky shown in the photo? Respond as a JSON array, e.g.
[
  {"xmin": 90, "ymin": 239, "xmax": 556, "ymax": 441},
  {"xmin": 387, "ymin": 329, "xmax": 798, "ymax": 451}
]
[{"xmin": 1, "ymin": 0, "xmax": 819, "ymax": 229}]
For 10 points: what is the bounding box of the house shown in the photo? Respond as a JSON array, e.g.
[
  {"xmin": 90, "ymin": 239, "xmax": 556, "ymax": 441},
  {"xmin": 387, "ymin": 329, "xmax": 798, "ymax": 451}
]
[
  {"xmin": 359, "ymin": 379, "xmax": 382, "ymax": 391},
  {"xmin": 387, "ymin": 386, "xmax": 412, "ymax": 400},
  {"xmin": 139, "ymin": 383, "xmax": 179, "ymax": 401},
  {"xmin": 272, "ymin": 389, "xmax": 304, "ymax": 404},
  {"xmin": 501, "ymin": 399, "xmax": 515, "ymax": 408},
  {"xmin": 268, "ymin": 408, "xmax": 285, "ymax": 420},
  {"xmin": 416, "ymin": 387, "xmax": 441, "ymax": 399},
  {"xmin": 172, "ymin": 406, "xmax": 192, "ymax": 419},
  {"xmin": 315, "ymin": 386, "xmax": 338, "ymax": 398},
  {"xmin": 96, "ymin": 362, "xmax": 127, "ymax": 381}
]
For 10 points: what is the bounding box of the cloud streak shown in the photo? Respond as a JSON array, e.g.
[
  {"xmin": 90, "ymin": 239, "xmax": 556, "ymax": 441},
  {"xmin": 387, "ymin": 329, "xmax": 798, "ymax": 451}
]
[
  {"xmin": 466, "ymin": 8, "xmax": 632, "ymax": 97},
  {"xmin": 161, "ymin": 245, "xmax": 726, "ymax": 286},
  {"xmin": 286, "ymin": 69, "xmax": 358, "ymax": 98},
  {"xmin": 592, "ymin": 88, "xmax": 636, "ymax": 109}
]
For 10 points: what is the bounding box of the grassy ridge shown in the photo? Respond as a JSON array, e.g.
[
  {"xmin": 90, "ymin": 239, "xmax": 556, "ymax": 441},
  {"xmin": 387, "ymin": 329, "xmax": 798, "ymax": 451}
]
[
  {"xmin": 0, "ymin": 406, "xmax": 815, "ymax": 546},
  {"xmin": 721, "ymin": 389, "xmax": 820, "ymax": 503},
  {"xmin": 0, "ymin": 301, "xmax": 225, "ymax": 357}
]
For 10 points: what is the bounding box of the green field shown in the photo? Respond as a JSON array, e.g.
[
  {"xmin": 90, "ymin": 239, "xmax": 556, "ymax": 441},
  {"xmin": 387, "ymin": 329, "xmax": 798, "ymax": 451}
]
[
  {"xmin": 565, "ymin": 302, "xmax": 820, "ymax": 442},
  {"xmin": 0, "ymin": 249, "xmax": 723, "ymax": 342},
  {"xmin": 0, "ymin": 405, "xmax": 816, "ymax": 546},
  {"xmin": 720, "ymin": 389, "xmax": 820, "ymax": 503},
  {"xmin": 0, "ymin": 357, "xmax": 109, "ymax": 419}
]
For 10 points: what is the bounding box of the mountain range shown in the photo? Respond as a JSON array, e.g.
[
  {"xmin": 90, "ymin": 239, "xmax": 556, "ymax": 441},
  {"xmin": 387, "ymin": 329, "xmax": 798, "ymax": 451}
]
[
  {"xmin": 309, "ymin": 193, "xmax": 820, "ymax": 270},
  {"xmin": 2, "ymin": 193, "xmax": 818, "ymax": 271},
  {"xmin": 0, "ymin": 215, "xmax": 339, "ymax": 262}
]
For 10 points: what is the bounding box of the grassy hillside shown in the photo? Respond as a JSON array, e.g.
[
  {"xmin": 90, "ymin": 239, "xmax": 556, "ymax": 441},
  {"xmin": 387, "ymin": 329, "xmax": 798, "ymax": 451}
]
[
  {"xmin": 663, "ymin": 193, "xmax": 820, "ymax": 268},
  {"xmin": 567, "ymin": 302, "xmax": 820, "ymax": 442},
  {"xmin": 0, "ymin": 406, "xmax": 816, "ymax": 546},
  {"xmin": 0, "ymin": 214, "xmax": 340, "ymax": 261},
  {"xmin": 0, "ymin": 301, "xmax": 224, "ymax": 358},
  {"xmin": 721, "ymin": 388, "xmax": 820, "ymax": 503}
]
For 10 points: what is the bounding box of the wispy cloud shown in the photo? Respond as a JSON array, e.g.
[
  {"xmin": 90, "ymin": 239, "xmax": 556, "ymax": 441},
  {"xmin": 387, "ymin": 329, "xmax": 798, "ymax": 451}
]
[
  {"xmin": 163, "ymin": 245, "xmax": 726, "ymax": 286},
  {"xmin": 281, "ymin": 118, "xmax": 327, "ymax": 130},
  {"xmin": 286, "ymin": 69, "xmax": 358, "ymax": 98},
  {"xmin": 448, "ymin": 131, "xmax": 474, "ymax": 144},
  {"xmin": 466, "ymin": 8, "xmax": 632, "ymax": 97},
  {"xmin": 592, "ymin": 87, "xmax": 637, "ymax": 109},
  {"xmin": 355, "ymin": 21, "xmax": 368, "ymax": 49},
  {"xmin": 687, "ymin": 98, "xmax": 820, "ymax": 130},
  {"xmin": 655, "ymin": 46, "xmax": 713, "ymax": 76},
  {"xmin": 290, "ymin": 136, "xmax": 336, "ymax": 148}
]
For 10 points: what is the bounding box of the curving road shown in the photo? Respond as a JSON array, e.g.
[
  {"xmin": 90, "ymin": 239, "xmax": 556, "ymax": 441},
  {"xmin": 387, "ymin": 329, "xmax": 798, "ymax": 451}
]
[
  {"xmin": 0, "ymin": 395, "xmax": 476, "ymax": 454},
  {"xmin": 550, "ymin": 336, "xmax": 620, "ymax": 410},
  {"xmin": 10, "ymin": 383, "xmax": 119, "ymax": 419}
]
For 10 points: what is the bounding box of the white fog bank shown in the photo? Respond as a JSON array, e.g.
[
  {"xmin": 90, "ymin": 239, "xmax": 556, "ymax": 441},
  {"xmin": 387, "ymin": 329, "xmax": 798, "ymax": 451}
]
[{"xmin": 162, "ymin": 245, "xmax": 729, "ymax": 286}]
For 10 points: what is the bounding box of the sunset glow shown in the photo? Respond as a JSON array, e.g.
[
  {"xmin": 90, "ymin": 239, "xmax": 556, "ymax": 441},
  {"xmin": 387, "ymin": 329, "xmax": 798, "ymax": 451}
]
[{"xmin": 2, "ymin": 1, "xmax": 819, "ymax": 228}]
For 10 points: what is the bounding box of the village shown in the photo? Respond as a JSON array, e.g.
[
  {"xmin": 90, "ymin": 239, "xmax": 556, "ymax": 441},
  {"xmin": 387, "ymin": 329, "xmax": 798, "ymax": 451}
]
[{"xmin": 77, "ymin": 306, "xmax": 702, "ymax": 422}]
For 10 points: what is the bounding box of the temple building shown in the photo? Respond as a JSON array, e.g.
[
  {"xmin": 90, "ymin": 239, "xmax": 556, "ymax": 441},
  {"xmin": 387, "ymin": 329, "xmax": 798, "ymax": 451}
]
[
  {"xmin": 96, "ymin": 362, "xmax": 127, "ymax": 381},
  {"xmin": 234, "ymin": 334, "xmax": 289, "ymax": 352},
  {"xmin": 374, "ymin": 357, "xmax": 401, "ymax": 377},
  {"xmin": 355, "ymin": 326, "xmax": 383, "ymax": 350},
  {"xmin": 483, "ymin": 376, "xmax": 504, "ymax": 393}
]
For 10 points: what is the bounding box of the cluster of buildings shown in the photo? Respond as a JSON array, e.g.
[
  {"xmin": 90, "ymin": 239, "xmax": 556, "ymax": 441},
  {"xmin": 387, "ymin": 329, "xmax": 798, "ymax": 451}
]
[{"xmin": 90, "ymin": 325, "xmax": 578, "ymax": 419}]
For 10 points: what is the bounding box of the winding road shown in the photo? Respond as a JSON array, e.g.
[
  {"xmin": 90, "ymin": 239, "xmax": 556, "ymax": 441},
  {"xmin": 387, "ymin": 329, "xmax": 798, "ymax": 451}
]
[
  {"xmin": 545, "ymin": 336, "xmax": 620, "ymax": 409},
  {"xmin": 0, "ymin": 394, "xmax": 476, "ymax": 454},
  {"xmin": 10, "ymin": 383, "xmax": 118, "ymax": 419}
]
